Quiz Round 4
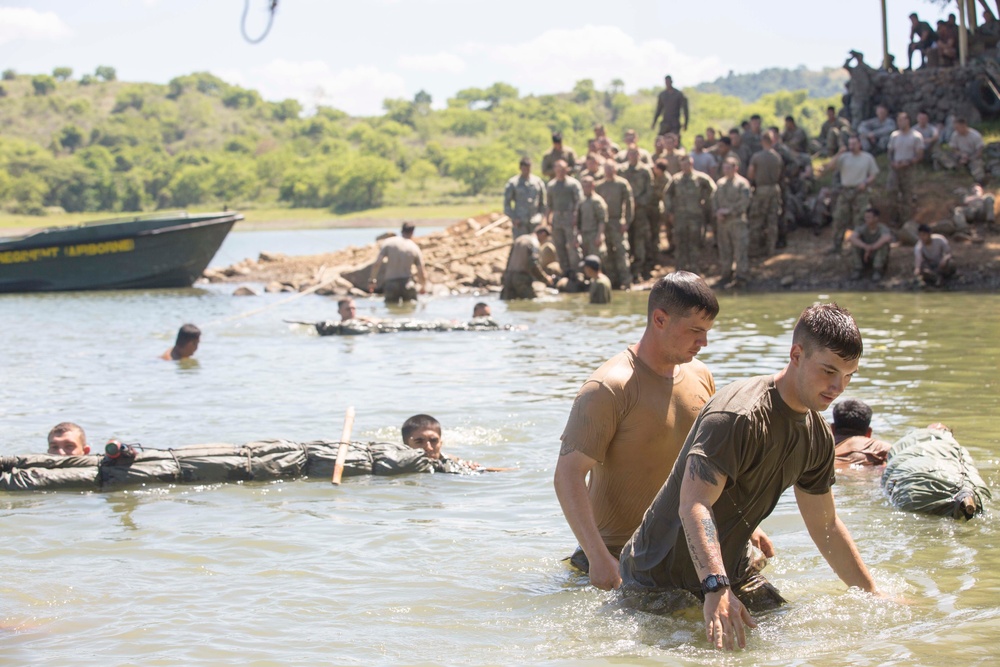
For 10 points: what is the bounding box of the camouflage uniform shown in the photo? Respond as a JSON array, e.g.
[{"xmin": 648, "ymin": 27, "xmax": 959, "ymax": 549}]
[
  {"xmin": 595, "ymin": 175, "xmax": 634, "ymax": 289},
  {"xmin": 830, "ymin": 150, "xmax": 879, "ymax": 252},
  {"xmin": 781, "ymin": 126, "xmax": 809, "ymax": 153},
  {"xmin": 953, "ymin": 190, "xmax": 996, "ymax": 231},
  {"xmin": 502, "ymin": 173, "xmax": 546, "ymax": 238},
  {"xmin": 541, "ymin": 147, "xmax": 578, "ymax": 180},
  {"xmin": 577, "ymin": 192, "xmax": 609, "ymax": 259},
  {"xmin": 664, "ymin": 170, "xmax": 716, "ymax": 273},
  {"xmin": 712, "ymin": 172, "xmax": 752, "ymax": 283},
  {"xmin": 747, "ymin": 148, "xmax": 784, "ymax": 257},
  {"xmin": 850, "ymin": 222, "xmax": 891, "ymax": 276},
  {"xmin": 546, "ymin": 176, "xmax": 584, "ymax": 274},
  {"xmin": 620, "ymin": 164, "xmax": 654, "ymax": 280},
  {"xmin": 653, "ymin": 87, "xmax": 689, "ymax": 141},
  {"xmin": 649, "ymin": 169, "xmax": 672, "ymax": 261},
  {"xmin": 820, "ymin": 117, "xmax": 852, "ymax": 156}
]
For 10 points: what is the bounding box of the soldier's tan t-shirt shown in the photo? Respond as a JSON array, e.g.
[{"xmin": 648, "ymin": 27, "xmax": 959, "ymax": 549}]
[
  {"xmin": 620, "ymin": 375, "xmax": 835, "ymax": 591},
  {"xmin": 748, "ymin": 149, "xmax": 783, "ymax": 186},
  {"xmin": 560, "ymin": 348, "xmax": 715, "ymax": 548},
  {"xmin": 376, "ymin": 236, "xmax": 423, "ymax": 281}
]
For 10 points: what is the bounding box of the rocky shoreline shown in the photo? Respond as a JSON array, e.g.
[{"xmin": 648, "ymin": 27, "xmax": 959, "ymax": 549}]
[{"xmin": 204, "ymin": 212, "xmax": 1000, "ymax": 296}]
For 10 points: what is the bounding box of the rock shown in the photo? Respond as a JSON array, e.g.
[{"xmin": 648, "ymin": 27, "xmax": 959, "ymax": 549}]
[
  {"xmin": 898, "ymin": 220, "xmax": 921, "ymax": 245},
  {"xmin": 780, "ymin": 275, "xmax": 795, "ymax": 288},
  {"xmin": 264, "ymin": 281, "xmax": 284, "ymax": 293},
  {"xmin": 258, "ymin": 251, "xmax": 287, "ymax": 263},
  {"xmin": 223, "ymin": 265, "xmax": 251, "ymax": 277},
  {"xmin": 232, "ymin": 286, "xmax": 259, "ymax": 296},
  {"xmin": 202, "ymin": 268, "xmax": 225, "ymax": 282}
]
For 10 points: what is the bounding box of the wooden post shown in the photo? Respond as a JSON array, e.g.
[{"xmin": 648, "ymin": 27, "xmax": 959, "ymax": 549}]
[
  {"xmin": 881, "ymin": 0, "xmax": 891, "ymax": 70},
  {"xmin": 331, "ymin": 406, "xmax": 356, "ymax": 485},
  {"xmin": 959, "ymin": 0, "xmax": 969, "ymax": 67}
]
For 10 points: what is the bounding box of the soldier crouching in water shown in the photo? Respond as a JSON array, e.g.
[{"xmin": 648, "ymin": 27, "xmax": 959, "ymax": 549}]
[{"xmin": 500, "ymin": 226, "xmax": 553, "ymax": 300}]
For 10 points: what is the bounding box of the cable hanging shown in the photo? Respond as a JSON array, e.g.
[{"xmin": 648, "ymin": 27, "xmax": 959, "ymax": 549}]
[{"xmin": 241, "ymin": 0, "xmax": 278, "ymax": 44}]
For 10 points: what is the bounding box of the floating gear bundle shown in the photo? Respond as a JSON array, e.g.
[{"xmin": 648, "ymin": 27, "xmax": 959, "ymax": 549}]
[
  {"xmin": 315, "ymin": 317, "xmax": 515, "ymax": 336},
  {"xmin": 881, "ymin": 427, "xmax": 991, "ymax": 520},
  {"xmin": 0, "ymin": 439, "xmax": 477, "ymax": 492}
]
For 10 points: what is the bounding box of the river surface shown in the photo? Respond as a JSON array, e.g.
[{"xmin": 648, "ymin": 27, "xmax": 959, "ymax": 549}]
[{"xmin": 2, "ymin": 229, "xmax": 998, "ymax": 665}]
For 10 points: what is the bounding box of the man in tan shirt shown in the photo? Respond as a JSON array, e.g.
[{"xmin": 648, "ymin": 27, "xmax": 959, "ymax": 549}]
[
  {"xmin": 554, "ymin": 273, "xmax": 723, "ymax": 590},
  {"xmin": 368, "ymin": 222, "xmax": 427, "ymax": 304}
]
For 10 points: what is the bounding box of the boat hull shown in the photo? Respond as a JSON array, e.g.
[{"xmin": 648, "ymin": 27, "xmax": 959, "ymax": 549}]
[{"xmin": 0, "ymin": 212, "xmax": 241, "ymax": 293}]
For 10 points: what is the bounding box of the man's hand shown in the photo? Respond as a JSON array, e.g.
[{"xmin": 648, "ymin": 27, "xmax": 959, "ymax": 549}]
[
  {"xmin": 750, "ymin": 527, "xmax": 775, "ymax": 558},
  {"xmin": 703, "ymin": 589, "xmax": 756, "ymax": 650},
  {"xmin": 588, "ymin": 549, "xmax": 622, "ymax": 591},
  {"xmin": 858, "ymin": 182, "xmax": 867, "ymax": 192}
]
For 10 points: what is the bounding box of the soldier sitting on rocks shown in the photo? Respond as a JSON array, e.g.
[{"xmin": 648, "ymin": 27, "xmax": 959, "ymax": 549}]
[{"xmin": 848, "ymin": 205, "xmax": 892, "ymax": 282}]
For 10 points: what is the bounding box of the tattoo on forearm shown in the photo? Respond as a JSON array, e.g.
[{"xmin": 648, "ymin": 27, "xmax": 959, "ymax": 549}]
[
  {"xmin": 687, "ymin": 455, "xmax": 721, "ymax": 485},
  {"xmin": 701, "ymin": 517, "xmax": 720, "ymax": 547},
  {"xmin": 682, "ymin": 523, "xmax": 705, "ymax": 569}
]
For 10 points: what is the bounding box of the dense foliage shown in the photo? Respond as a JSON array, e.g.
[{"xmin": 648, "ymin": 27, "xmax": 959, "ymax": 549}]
[
  {"xmin": 694, "ymin": 66, "xmax": 849, "ymax": 102},
  {"xmin": 0, "ymin": 67, "xmax": 840, "ymax": 216}
]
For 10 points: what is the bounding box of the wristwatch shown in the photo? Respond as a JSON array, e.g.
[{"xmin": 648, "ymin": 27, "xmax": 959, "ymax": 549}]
[{"xmin": 700, "ymin": 574, "xmax": 731, "ymax": 595}]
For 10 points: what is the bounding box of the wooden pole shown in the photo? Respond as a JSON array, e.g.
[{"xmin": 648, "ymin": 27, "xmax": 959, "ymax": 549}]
[
  {"xmin": 959, "ymin": 0, "xmax": 969, "ymax": 67},
  {"xmin": 969, "ymin": 0, "xmax": 979, "ymax": 31},
  {"xmin": 881, "ymin": 0, "xmax": 890, "ymax": 70},
  {"xmin": 331, "ymin": 406, "xmax": 356, "ymax": 485}
]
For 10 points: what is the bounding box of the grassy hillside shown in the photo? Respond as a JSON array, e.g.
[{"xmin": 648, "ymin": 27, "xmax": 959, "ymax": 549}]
[
  {"xmin": 694, "ymin": 66, "xmax": 848, "ymax": 101},
  {"xmin": 0, "ymin": 67, "xmax": 841, "ymax": 218}
]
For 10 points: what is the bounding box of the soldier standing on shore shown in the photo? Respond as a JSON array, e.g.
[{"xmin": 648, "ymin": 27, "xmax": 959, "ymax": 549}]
[
  {"xmin": 546, "ymin": 160, "xmax": 584, "ymax": 276},
  {"xmin": 886, "ymin": 112, "xmax": 923, "ymax": 224},
  {"xmin": 542, "ymin": 132, "xmax": 577, "ymax": 180},
  {"xmin": 620, "ymin": 147, "xmax": 654, "ymax": 281},
  {"xmin": 746, "ymin": 134, "xmax": 783, "ymax": 257},
  {"xmin": 577, "ymin": 176, "xmax": 609, "ymax": 260},
  {"xmin": 713, "ymin": 157, "xmax": 752, "ymax": 287},
  {"xmin": 664, "ymin": 154, "xmax": 716, "ymax": 274},
  {"xmin": 595, "ymin": 162, "xmax": 634, "ymax": 289},
  {"xmin": 652, "ymin": 75, "xmax": 689, "ymax": 145},
  {"xmin": 822, "ymin": 136, "xmax": 879, "ymax": 253},
  {"xmin": 503, "ymin": 156, "xmax": 546, "ymax": 238}
]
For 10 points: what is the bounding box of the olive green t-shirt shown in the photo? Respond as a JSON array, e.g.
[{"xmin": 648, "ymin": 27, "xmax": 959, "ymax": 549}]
[
  {"xmin": 620, "ymin": 375, "xmax": 835, "ymax": 590},
  {"xmin": 560, "ymin": 348, "xmax": 716, "ymax": 547}
]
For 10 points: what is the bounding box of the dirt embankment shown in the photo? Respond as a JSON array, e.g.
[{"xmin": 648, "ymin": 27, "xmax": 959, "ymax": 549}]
[{"xmin": 204, "ymin": 211, "xmax": 1000, "ymax": 295}]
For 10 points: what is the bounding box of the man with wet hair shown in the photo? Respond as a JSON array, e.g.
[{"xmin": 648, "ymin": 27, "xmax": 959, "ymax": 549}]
[
  {"xmin": 161, "ymin": 323, "xmax": 201, "ymax": 360},
  {"xmin": 554, "ymin": 272, "xmax": 722, "ymax": 591},
  {"xmin": 402, "ymin": 413, "xmax": 479, "ymax": 469},
  {"xmin": 831, "ymin": 398, "xmax": 891, "ymax": 467},
  {"xmin": 472, "ymin": 302, "xmax": 491, "ymax": 318},
  {"xmin": 620, "ymin": 303, "xmax": 878, "ymax": 651},
  {"xmin": 47, "ymin": 422, "xmax": 90, "ymax": 456}
]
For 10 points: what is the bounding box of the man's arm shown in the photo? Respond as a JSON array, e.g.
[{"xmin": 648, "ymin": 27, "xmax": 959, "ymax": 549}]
[
  {"xmin": 651, "ymin": 94, "xmax": 663, "ymax": 130},
  {"xmin": 678, "ymin": 455, "xmax": 757, "ymax": 650},
  {"xmin": 368, "ymin": 246, "xmax": 387, "ymax": 291},
  {"xmin": 794, "ymin": 486, "xmax": 877, "ymax": 592},
  {"xmin": 503, "ymin": 181, "xmax": 515, "ymax": 219},
  {"xmin": 553, "ymin": 449, "xmax": 621, "ymax": 590},
  {"xmin": 682, "ymin": 94, "xmax": 689, "ymax": 131},
  {"xmin": 414, "ymin": 251, "xmax": 427, "ymax": 292}
]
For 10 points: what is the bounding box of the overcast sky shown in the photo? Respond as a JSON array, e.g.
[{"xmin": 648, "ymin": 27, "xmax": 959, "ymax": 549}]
[{"xmin": 0, "ymin": 0, "xmax": 961, "ymax": 116}]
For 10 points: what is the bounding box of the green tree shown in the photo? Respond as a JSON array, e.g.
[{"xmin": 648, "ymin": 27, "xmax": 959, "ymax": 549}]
[
  {"xmin": 406, "ymin": 159, "xmax": 437, "ymax": 191},
  {"xmin": 1, "ymin": 69, "xmax": 15, "ymax": 81},
  {"xmin": 53, "ymin": 67, "xmax": 73, "ymax": 81},
  {"xmin": 383, "ymin": 98, "xmax": 415, "ymax": 127},
  {"xmin": 331, "ymin": 155, "xmax": 399, "ymax": 211},
  {"xmin": 483, "ymin": 82, "xmax": 518, "ymax": 109},
  {"xmin": 112, "ymin": 87, "xmax": 145, "ymax": 113},
  {"xmin": 572, "ymin": 79, "xmax": 596, "ymax": 103},
  {"xmin": 79, "ymin": 74, "xmax": 96, "ymax": 86},
  {"xmin": 58, "ymin": 124, "xmax": 85, "ymax": 152},
  {"xmin": 413, "ymin": 90, "xmax": 432, "ymax": 106},
  {"xmin": 31, "ymin": 75, "xmax": 56, "ymax": 96},
  {"xmin": 270, "ymin": 98, "xmax": 302, "ymax": 122},
  {"xmin": 448, "ymin": 146, "xmax": 512, "ymax": 195},
  {"xmin": 95, "ymin": 66, "xmax": 117, "ymax": 82}
]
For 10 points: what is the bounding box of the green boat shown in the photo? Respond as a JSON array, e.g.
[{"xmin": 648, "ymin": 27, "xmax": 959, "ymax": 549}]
[{"xmin": 0, "ymin": 211, "xmax": 241, "ymax": 292}]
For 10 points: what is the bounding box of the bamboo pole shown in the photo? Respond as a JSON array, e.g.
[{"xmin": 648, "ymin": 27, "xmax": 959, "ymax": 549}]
[
  {"xmin": 960, "ymin": 0, "xmax": 969, "ymax": 67},
  {"xmin": 881, "ymin": 0, "xmax": 890, "ymax": 70},
  {"xmin": 331, "ymin": 406, "xmax": 356, "ymax": 485}
]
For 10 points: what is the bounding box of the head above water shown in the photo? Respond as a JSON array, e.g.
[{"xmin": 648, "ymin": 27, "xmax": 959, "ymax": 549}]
[
  {"xmin": 48, "ymin": 421, "xmax": 89, "ymax": 456},
  {"xmin": 173, "ymin": 323, "xmax": 201, "ymax": 359},
  {"xmin": 792, "ymin": 303, "xmax": 863, "ymax": 362},
  {"xmin": 832, "ymin": 398, "xmax": 874, "ymax": 436},
  {"xmin": 472, "ymin": 302, "xmax": 490, "ymax": 318},
  {"xmin": 338, "ymin": 297, "xmax": 357, "ymax": 321},
  {"xmin": 401, "ymin": 413, "xmax": 443, "ymax": 459},
  {"xmin": 646, "ymin": 271, "xmax": 719, "ymax": 325}
]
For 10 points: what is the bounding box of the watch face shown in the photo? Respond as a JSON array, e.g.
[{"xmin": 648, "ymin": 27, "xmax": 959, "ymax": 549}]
[{"xmin": 706, "ymin": 576, "xmax": 718, "ymax": 590}]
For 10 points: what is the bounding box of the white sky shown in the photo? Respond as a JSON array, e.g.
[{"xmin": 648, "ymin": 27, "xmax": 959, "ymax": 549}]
[{"xmin": 0, "ymin": 0, "xmax": 964, "ymax": 116}]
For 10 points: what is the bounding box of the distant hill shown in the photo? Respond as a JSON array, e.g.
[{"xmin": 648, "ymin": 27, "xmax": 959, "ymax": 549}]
[{"xmin": 695, "ymin": 66, "xmax": 848, "ymax": 102}]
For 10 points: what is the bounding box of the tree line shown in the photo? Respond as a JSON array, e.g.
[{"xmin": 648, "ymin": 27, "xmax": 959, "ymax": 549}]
[{"xmin": 0, "ymin": 67, "xmax": 840, "ymax": 217}]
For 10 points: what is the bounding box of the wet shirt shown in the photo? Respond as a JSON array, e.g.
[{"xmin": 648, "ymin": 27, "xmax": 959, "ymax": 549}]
[
  {"xmin": 505, "ymin": 233, "xmax": 546, "ymax": 280},
  {"xmin": 560, "ymin": 349, "xmax": 715, "ymax": 548},
  {"xmin": 588, "ymin": 273, "xmax": 613, "ymax": 304},
  {"xmin": 620, "ymin": 375, "xmax": 835, "ymax": 590},
  {"xmin": 375, "ymin": 236, "xmax": 424, "ymax": 281}
]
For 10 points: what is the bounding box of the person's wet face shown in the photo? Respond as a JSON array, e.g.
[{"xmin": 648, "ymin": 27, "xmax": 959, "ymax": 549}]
[
  {"xmin": 338, "ymin": 299, "xmax": 357, "ymax": 321},
  {"xmin": 791, "ymin": 344, "xmax": 859, "ymax": 413},
  {"xmin": 48, "ymin": 429, "xmax": 89, "ymax": 456},
  {"xmin": 652, "ymin": 307, "xmax": 715, "ymax": 366},
  {"xmin": 406, "ymin": 427, "xmax": 443, "ymax": 459},
  {"xmin": 177, "ymin": 338, "xmax": 199, "ymax": 359}
]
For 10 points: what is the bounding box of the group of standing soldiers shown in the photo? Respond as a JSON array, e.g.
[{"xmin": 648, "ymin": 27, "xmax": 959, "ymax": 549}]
[{"xmin": 501, "ymin": 74, "xmax": 818, "ymax": 294}]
